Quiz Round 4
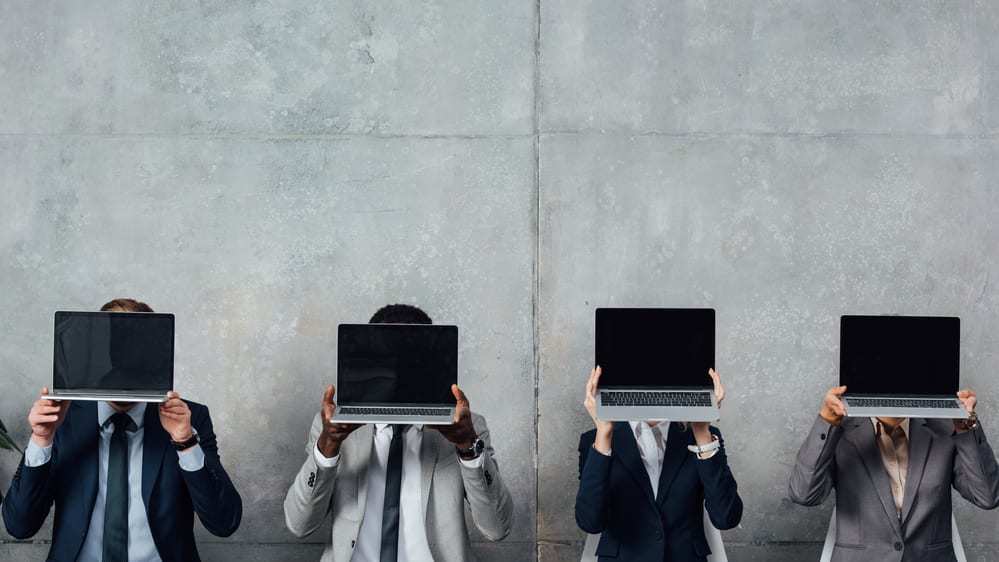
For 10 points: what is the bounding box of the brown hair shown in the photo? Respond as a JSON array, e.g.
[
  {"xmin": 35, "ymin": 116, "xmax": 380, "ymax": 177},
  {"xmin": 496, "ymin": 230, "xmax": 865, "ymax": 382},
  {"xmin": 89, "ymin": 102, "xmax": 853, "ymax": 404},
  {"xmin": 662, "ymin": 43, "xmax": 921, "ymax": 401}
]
[{"xmin": 100, "ymin": 298, "xmax": 154, "ymax": 313}]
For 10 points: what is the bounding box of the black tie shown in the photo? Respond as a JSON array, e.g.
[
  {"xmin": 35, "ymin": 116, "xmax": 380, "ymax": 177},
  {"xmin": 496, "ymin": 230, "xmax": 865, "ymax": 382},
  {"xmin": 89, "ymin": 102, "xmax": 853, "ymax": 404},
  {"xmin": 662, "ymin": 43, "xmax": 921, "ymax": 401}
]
[
  {"xmin": 104, "ymin": 412, "xmax": 136, "ymax": 562},
  {"xmin": 380, "ymin": 424, "xmax": 407, "ymax": 561}
]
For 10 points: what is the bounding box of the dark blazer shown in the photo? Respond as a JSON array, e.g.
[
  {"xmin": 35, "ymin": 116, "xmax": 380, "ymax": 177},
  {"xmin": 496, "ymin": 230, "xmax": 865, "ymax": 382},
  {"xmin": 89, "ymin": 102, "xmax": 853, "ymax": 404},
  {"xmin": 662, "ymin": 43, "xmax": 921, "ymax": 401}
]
[
  {"xmin": 2, "ymin": 400, "xmax": 242, "ymax": 562},
  {"xmin": 789, "ymin": 416, "xmax": 999, "ymax": 562},
  {"xmin": 575, "ymin": 422, "xmax": 742, "ymax": 562}
]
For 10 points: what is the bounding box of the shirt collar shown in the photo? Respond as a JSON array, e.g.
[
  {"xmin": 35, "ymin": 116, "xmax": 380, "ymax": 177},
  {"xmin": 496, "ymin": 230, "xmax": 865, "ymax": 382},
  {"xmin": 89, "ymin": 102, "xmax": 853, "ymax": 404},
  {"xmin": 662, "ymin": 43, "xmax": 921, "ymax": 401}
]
[
  {"xmin": 374, "ymin": 423, "xmax": 424, "ymax": 433},
  {"xmin": 629, "ymin": 420, "xmax": 670, "ymax": 439},
  {"xmin": 98, "ymin": 401, "xmax": 146, "ymax": 430},
  {"xmin": 870, "ymin": 417, "xmax": 909, "ymax": 437}
]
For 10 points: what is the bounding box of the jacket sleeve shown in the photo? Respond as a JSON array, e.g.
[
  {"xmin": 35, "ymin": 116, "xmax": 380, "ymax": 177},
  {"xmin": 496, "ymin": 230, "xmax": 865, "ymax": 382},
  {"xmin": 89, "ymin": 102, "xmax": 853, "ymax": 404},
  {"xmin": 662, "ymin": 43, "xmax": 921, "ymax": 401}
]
[
  {"xmin": 179, "ymin": 404, "xmax": 243, "ymax": 537},
  {"xmin": 696, "ymin": 427, "xmax": 743, "ymax": 530},
  {"xmin": 460, "ymin": 414, "xmax": 513, "ymax": 541},
  {"xmin": 283, "ymin": 412, "xmax": 339, "ymax": 538},
  {"xmin": 951, "ymin": 422, "xmax": 999, "ymax": 509},
  {"xmin": 787, "ymin": 416, "xmax": 841, "ymax": 506},
  {"xmin": 1, "ymin": 450, "xmax": 56, "ymax": 539},
  {"xmin": 574, "ymin": 431, "xmax": 611, "ymax": 534}
]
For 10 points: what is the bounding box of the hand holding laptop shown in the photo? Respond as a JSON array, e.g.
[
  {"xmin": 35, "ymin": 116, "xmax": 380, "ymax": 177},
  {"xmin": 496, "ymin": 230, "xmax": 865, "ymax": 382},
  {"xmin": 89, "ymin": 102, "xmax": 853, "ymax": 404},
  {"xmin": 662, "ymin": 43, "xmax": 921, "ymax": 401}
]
[
  {"xmin": 28, "ymin": 387, "xmax": 71, "ymax": 448},
  {"xmin": 583, "ymin": 366, "xmax": 613, "ymax": 455},
  {"xmin": 819, "ymin": 385, "xmax": 848, "ymax": 426},
  {"xmin": 690, "ymin": 369, "xmax": 725, "ymax": 440},
  {"xmin": 954, "ymin": 389, "xmax": 978, "ymax": 433},
  {"xmin": 433, "ymin": 384, "xmax": 477, "ymax": 449},
  {"xmin": 158, "ymin": 391, "xmax": 194, "ymax": 443},
  {"xmin": 318, "ymin": 384, "xmax": 361, "ymax": 458}
]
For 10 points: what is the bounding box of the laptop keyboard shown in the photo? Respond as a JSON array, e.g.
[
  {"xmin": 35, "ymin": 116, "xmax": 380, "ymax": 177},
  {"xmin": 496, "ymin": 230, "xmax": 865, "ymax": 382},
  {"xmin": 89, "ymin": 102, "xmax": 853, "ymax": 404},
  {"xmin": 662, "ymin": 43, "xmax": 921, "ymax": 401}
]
[
  {"xmin": 846, "ymin": 398, "xmax": 959, "ymax": 409},
  {"xmin": 601, "ymin": 391, "xmax": 712, "ymax": 407},
  {"xmin": 338, "ymin": 407, "xmax": 452, "ymax": 416}
]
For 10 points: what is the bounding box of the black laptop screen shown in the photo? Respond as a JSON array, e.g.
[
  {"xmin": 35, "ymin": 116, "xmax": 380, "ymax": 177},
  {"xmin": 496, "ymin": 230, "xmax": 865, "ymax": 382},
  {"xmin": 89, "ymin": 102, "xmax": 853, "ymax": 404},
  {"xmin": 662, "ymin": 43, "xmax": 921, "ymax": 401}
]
[
  {"xmin": 840, "ymin": 315, "xmax": 960, "ymax": 396},
  {"xmin": 595, "ymin": 308, "xmax": 715, "ymax": 389},
  {"xmin": 337, "ymin": 324, "xmax": 458, "ymax": 406},
  {"xmin": 53, "ymin": 311, "xmax": 175, "ymax": 392}
]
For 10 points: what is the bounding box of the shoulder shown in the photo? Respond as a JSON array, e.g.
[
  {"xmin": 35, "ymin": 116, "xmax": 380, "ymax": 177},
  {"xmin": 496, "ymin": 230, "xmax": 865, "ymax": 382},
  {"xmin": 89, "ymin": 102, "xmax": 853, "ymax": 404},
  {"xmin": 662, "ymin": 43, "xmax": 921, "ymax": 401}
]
[
  {"xmin": 182, "ymin": 399, "xmax": 211, "ymax": 421},
  {"xmin": 921, "ymin": 418, "xmax": 955, "ymax": 438}
]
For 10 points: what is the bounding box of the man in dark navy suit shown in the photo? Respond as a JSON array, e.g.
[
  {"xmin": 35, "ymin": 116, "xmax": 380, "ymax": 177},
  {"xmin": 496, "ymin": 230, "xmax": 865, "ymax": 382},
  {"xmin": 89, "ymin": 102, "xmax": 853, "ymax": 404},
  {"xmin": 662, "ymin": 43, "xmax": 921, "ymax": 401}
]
[
  {"xmin": 1, "ymin": 298, "xmax": 241, "ymax": 562},
  {"xmin": 576, "ymin": 367, "xmax": 742, "ymax": 562}
]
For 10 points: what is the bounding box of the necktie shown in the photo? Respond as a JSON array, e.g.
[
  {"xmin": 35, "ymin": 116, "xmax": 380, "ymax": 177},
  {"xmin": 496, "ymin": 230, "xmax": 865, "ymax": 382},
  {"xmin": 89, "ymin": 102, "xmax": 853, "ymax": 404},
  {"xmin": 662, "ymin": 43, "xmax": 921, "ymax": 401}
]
[
  {"xmin": 380, "ymin": 424, "xmax": 407, "ymax": 561},
  {"xmin": 104, "ymin": 412, "xmax": 136, "ymax": 562}
]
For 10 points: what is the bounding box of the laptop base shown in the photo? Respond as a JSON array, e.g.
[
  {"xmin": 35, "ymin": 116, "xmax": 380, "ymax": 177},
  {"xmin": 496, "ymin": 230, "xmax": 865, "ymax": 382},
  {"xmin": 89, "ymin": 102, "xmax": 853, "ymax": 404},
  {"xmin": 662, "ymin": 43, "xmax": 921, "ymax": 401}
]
[
  {"xmin": 844, "ymin": 397, "xmax": 967, "ymax": 420},
  {"xmin": 49, "ymin": 391, "xmax": 167, "ymax": 403},
  {"xmin": 597, "ymin": 390, "xmax": 719, "ymax": 422},
  {"xmin": 334, "ymin": 406, "xmax": 456, "ymax": 425}
]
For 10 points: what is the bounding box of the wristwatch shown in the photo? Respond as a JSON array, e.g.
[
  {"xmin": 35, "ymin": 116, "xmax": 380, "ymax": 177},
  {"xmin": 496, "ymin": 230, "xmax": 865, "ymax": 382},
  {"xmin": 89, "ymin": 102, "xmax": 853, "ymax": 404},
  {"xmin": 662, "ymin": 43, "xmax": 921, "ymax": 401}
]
[
  {"xmin": 955, "ymin": 411, "xmax": 979, "ymax": 432},
  {"xmin": 456, "ymin": 437, "xmax": 485, "ymax": 460},
  {"xmin": 171, "ymin": 432, "xmax": 200, "ymax": 452}
]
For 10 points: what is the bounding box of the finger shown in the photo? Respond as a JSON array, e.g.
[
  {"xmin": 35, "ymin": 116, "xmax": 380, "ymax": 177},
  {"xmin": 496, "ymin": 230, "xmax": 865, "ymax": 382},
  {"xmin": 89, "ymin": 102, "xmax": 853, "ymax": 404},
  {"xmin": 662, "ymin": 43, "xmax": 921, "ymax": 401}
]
[
  {"xmin": 159, "ymin": 411, "xmax": 186, "ymax": 420},
  {"xmin": 40, "ymin": 387, "xmax": 49, "ymax": 396},
  {"xmin": 451, "ymin": 384, "xmax": 469, "ymax": 405},
  {"xmin": 323, "ymin": 385, "xmax": 334, "ymax": 406},
  {"xmin": 831, "ymin": 385, "xmax": 847, "ymax": 397},
  {"xmin": 36, "ymin": 405, "xmax": 63, "ymax": 415},
  {"xmin": 32, "ymin": 414, "xmax": 60, "ymax": 423}
]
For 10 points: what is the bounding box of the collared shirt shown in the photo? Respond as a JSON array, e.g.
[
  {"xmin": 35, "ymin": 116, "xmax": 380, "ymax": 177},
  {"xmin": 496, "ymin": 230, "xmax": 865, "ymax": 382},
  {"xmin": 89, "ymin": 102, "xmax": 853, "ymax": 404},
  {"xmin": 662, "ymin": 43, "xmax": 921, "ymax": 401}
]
[
  {"xmin": 629, "ymin": 420, "xmax": 670, "ymax": 498},
  {"xmin": 24, "ymin": 402, "xmax": 206, "ymax": 562},
  {"xmin": 313, "ymin": 424, "xmax": 483, "ymax": 562},
  {"xmin": 870, "ymin": 418, "xmax": 910, "ymax": 515}
]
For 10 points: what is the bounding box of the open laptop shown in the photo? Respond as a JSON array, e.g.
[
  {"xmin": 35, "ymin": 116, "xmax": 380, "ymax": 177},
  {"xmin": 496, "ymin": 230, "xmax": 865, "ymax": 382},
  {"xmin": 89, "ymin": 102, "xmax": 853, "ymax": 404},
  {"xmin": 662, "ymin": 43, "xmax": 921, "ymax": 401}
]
[
  {"xmin": 595, "ymin": 308, "xmax": 719, "ymax": 422},
  {"xmin": 334, "ymin": 323, "xmax": 458, "ymax": 424},
  {"xmin": 50, "ymin": 311, "xmax": 174, "ymax": 402},
  {"xmin": 841, "ymin": 315, "xmax": 967, "ymax": 419}
]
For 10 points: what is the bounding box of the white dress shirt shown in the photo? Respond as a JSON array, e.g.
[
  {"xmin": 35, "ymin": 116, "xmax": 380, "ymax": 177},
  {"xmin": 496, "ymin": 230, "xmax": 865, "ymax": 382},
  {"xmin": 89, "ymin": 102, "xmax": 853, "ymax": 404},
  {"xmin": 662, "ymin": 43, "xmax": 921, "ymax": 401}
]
[
  {"xmin": 24, "ymin": 402, "xmax": 205, "ymax": 562},
  {"xmin": 629, "ymin": 421, "xmax": 671, "ymax": 498},
  {"xmin": 314, "ymin": 423, "xmax": 483, "ymax": 562}
]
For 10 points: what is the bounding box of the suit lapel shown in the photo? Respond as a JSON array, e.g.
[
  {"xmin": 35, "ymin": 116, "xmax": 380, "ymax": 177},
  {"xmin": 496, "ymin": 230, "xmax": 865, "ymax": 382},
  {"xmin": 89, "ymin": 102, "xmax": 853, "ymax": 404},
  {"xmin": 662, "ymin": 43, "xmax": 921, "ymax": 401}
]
[
  {"xmin": 141, "ymin": 404, "xmax": 168, "ymax": 509},
  {"xmin": 656, "ymin": 423, "xmax": 690, "ymax": 505},
  {"xmin": 73, "ymin": 402, "xmax": 101, "ymax": 520},
  {"xmin": 420, "ymin": 428, "xmax": 438, "ymax": 517},
  {"xmin": 611, "ymin": 423, "xmax": 656, "ymax": 505},
  {"xmin": 353, "ymin": 425, "xmax": 375, "ymax": 519},
  {"xmin": 900, "ymin": 419, "xmax": 932, "ymax": 526},
  {"xmin": 843, "ymin": 419, "xmax": 902, "ymax": 539}
]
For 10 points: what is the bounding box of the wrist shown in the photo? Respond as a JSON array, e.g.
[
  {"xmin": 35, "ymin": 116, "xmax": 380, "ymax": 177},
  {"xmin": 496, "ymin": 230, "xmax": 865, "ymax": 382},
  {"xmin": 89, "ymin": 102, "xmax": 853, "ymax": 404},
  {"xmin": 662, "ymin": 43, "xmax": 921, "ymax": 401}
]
[
  {"xmin": 171, "ymin": 428, "xmax": 194, "ymax": 443},
  {"xmin": 819, "ymin": 410, "xmax": 842, "ymax": 426},
  {"xmin": 317, "ymin": 435, "xmax": 341, "ymax": 458},
  {"xmin": 692, "ymin": 425, "xmax": 713, "ymax": 445},
  {"xmin": 30, "ymin": 434, "xmax": 53, "ymax": 448}
]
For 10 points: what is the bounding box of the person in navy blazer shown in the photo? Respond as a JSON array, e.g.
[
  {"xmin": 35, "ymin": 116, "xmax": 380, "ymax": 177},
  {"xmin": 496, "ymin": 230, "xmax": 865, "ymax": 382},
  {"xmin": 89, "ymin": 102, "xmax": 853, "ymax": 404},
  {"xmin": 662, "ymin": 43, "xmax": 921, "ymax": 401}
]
[
  {"xmin": 575, "ymin": 367, "xmax": 742, "ymax": 562},
  {"xmin": 1, "ymin": 298, "xmax": 241, "ymax": 562}
]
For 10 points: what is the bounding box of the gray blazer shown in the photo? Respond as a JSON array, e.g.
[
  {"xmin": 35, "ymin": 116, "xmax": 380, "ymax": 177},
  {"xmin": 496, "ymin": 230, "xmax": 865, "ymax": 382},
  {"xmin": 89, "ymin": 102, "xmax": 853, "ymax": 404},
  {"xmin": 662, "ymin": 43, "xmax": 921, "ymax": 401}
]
[
  {"xmin": 788, "ymin": 416, "xmax": 999, "ymax": 562},
  {"xmin": 283, "ymin": 413, "xmax": 513, "ymax": 562}
]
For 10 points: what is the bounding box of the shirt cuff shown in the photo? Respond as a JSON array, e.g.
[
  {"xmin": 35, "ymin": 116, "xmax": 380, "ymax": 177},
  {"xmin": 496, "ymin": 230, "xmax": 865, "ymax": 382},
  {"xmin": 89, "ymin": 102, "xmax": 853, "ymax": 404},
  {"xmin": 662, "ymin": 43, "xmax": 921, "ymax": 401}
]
[
  {"xmin": 24, "ymin": 440, "xmax": 53, "ymax": 468},
  {"xmin": 177, "ymin": 444, "xmax": 206, "ymax": 472},
  {"xmin": 314, "ymin": 442, "xmax": 340, "ymax": 469},
  {"xmin": 458, "ymin": 452, "xmax": 485, "ymax": 468}
]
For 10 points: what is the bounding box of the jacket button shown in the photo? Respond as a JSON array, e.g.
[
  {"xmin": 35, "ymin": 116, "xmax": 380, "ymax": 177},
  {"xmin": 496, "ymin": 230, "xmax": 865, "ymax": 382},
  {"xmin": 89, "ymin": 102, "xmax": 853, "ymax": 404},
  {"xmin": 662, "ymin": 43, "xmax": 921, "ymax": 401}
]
[
  {"xmin": 820, "ymin": 433, "xmax": 826, "ymax": 440},
  {"xmin": 894, "ymin": 541, "xmax": 903, "ymax": 551}
]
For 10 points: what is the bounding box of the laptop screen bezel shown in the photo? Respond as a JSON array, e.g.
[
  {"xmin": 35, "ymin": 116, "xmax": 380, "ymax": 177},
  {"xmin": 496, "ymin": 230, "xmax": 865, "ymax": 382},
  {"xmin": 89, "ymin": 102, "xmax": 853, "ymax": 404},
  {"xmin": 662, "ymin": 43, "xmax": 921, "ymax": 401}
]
[
  {"xmin": 594, "ymin": 307, "xmax": 716, "ymax": 391},
  {"xmin": 52, "ymin": 311, "xmax": 176, "ymax": 393},
  {"xmin": 839, "ymin": 314, "xmax": 960, "ymax": 397},
  {"xmin": 336, "ymin": 323, "xmax": 460, "ymax": 407}
]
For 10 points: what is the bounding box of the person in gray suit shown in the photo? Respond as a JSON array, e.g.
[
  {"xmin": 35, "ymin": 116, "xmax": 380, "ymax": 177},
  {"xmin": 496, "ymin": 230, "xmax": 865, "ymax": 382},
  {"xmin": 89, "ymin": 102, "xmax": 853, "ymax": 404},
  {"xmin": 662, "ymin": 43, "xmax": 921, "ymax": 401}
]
[
  {"xmin": 789, "ymin": 385, "xmax": 999, "ymax": 562},
  {"xmin": 283, "ymin": 304, "xmax": 513, "ymax": 561}
]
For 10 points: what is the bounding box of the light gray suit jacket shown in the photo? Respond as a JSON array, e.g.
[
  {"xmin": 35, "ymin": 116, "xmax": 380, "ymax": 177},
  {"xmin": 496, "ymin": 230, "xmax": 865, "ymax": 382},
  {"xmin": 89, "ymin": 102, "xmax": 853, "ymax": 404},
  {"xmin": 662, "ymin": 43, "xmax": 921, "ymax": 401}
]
[
  {"xmin": 788, "ymin": 416, "xmax": 999, "ymax": 562},
  {"xmin": 284, "ymin": 413, "xmax": 513, "ymax": 561}
]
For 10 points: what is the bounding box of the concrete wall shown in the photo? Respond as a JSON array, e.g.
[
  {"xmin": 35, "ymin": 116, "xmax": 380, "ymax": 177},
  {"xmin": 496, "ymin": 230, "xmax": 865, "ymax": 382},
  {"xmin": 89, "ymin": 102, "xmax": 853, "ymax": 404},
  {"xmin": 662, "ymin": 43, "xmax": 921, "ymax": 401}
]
[{"xmin": 1, "ymin": 1, "xmax": 997, "ymax": 561}]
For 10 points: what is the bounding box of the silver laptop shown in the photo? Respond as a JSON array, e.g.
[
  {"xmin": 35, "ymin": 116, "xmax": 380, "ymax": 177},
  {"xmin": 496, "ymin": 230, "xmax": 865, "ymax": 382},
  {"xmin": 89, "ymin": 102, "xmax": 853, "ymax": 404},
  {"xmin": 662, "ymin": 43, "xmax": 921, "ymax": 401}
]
[
  {"xmin": 841, "ymin": 315, "xmax": 966, "ymax": 419},
  {"xmin": 595, "ymin": 308, "xmax": 719, "ymax": 422},
  {"xmin": 50, "ymin": 311, "xmax": 174, "ymax": 403},
  {"xmin": 334, "ymin": 323, "xmax": 458, "ymax": 424}
]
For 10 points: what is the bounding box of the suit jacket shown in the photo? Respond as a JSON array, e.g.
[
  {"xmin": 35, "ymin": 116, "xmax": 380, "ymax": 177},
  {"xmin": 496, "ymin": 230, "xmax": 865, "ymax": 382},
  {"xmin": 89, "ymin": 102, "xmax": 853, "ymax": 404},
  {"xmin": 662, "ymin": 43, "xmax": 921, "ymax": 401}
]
[
  {"xmin": 1, "ymin": 400, "xmax": 242, "ymax": 562},
  {"xmin": 575, "ymin": 423, "xmax": 743, "ymax": 562},
  {"xmin": 283, "ymin": 413, "xmax": 513, "ymax": 561},
  {"xmin": 788, "ymin": 416, "xmax": 999, "ymax": 562}
]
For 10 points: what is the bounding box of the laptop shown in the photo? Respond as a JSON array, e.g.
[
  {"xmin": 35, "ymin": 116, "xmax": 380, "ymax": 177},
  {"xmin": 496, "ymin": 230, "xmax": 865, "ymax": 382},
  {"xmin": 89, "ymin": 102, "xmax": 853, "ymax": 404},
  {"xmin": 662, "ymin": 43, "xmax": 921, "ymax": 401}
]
[
  {"xmin": 840, "ymin": 315, "xmax": 967, "ymax": 419},
  {"xmin": 595, "ymin": 308, "xmax": 719, "ymax": 422},
  {"xmin": 50, "ymin": 311, "xmax": 174, "ymax": 402},
  {"xmin": 334, "ymin": 323, "xmax": 458, "ymax": 424}
]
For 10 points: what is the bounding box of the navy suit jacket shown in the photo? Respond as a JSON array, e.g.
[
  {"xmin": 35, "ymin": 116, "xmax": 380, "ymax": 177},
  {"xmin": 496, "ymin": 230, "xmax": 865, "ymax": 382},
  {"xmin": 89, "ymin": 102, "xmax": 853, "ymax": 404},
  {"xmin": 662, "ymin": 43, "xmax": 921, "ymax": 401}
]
[
  {"xmin": 2, "ymin": 400, "xmax": 242, "ymax": 562},
  {"xmin": 576, "ymin": 423, "xmax": 742, "ymax": 562}
]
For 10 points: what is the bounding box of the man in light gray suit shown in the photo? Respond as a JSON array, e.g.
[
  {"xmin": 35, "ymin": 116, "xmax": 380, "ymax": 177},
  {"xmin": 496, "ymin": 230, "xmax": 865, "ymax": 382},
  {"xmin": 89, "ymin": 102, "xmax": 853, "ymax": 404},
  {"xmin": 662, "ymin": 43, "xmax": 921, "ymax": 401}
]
[
  {"xmin": 284, "ymin": 304, "xmax": 513, "ymax": 561},
  {"xmin": 789, "ymin": 385, "xmax": 999, "ymax": 562}
]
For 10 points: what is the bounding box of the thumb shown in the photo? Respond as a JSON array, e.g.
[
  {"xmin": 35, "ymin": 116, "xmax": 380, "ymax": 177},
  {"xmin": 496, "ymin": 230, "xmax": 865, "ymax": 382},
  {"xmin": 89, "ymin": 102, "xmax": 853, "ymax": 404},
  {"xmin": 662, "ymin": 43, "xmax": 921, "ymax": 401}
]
[
  {"xmin": 452, "ymin": 384, "xmax": 468, "ymax": 404},
  {"xmin": 41, "ymin": 387, "xmax": 49, "ymax": 396}
]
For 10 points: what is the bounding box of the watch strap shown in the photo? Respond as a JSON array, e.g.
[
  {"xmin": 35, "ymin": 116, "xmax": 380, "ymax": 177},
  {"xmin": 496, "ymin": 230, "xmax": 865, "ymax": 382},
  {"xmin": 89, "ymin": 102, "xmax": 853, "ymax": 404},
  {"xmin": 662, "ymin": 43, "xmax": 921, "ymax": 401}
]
[{"xmin": 172, "ymin": 432, "xmax": 200, "ymax": 451}]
